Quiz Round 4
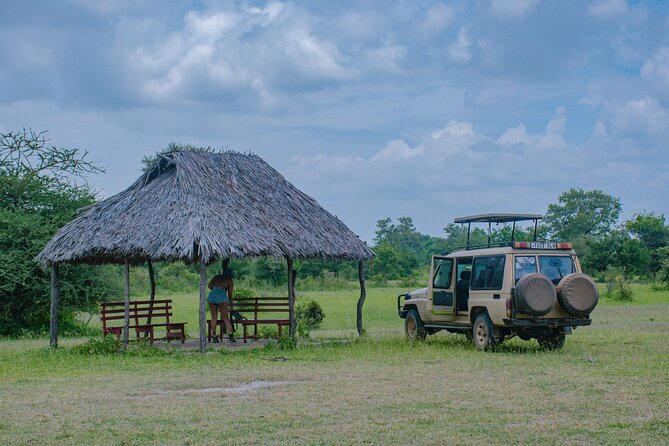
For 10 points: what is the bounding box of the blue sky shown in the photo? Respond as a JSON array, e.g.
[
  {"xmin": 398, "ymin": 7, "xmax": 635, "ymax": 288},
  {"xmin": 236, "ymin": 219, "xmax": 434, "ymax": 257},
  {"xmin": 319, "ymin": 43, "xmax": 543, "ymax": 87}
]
[{"xmin": 1, "ymin": 0, "xmax": 668, "ymax": 241}]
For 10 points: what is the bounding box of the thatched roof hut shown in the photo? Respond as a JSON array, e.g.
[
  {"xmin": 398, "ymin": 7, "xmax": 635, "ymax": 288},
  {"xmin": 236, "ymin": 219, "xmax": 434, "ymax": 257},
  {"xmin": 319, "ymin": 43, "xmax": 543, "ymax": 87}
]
[
  {"xmin": 40, "ymin": 150, "xmax": 373, "ymax": 351},
  {"xmin": 38, "ymin": 151, "xmax": 372, "ymax": 265}
]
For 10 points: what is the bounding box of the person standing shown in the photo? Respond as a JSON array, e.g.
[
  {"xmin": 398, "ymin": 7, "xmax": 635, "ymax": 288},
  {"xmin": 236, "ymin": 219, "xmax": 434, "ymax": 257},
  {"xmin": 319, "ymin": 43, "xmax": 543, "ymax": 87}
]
[{"xmin": 207, "ymin": 267, "xmax": 235, "ymax": 343}]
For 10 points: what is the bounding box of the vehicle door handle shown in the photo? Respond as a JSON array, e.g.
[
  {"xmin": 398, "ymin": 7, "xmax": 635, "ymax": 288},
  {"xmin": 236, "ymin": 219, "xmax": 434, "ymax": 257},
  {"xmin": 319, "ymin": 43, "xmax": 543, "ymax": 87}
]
[{"xmin": 493, "ymin": 294, "xmax": 500, "ymax": 300}]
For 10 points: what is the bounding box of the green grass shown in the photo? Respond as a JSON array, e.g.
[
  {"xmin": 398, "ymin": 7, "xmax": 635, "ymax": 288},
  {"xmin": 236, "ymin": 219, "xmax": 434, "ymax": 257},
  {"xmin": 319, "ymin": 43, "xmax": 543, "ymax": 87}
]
[{"xmin": 0, "ymin": 284, "xmax": 667, "ymax": 445}]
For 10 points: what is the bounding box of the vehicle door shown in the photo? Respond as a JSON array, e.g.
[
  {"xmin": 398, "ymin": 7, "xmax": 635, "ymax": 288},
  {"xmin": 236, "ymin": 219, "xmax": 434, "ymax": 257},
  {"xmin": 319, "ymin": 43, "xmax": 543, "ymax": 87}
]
[
  {"xmin": 430, "ymin": 256, "xmax": 455, "ymax": 321},
  {"xmin": 455, "ymin": 257, "xmax": 473, "ymax": 314},
  {"xmin": 469, "ymin": 255, "xmax": 507, "ymax": 323}
]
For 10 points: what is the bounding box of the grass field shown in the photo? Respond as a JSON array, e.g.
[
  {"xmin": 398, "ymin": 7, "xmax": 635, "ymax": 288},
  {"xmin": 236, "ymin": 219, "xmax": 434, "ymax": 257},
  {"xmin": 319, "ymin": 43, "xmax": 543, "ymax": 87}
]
[{"xmin": 1, "ymin": 284, "xmax": 667, "ymax": 445}]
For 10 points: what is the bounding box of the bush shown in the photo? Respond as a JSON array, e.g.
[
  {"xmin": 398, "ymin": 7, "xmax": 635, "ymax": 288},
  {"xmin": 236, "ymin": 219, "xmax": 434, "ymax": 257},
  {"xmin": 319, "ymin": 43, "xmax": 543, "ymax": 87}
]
[
  {"xmin": 605, "ymin": 267, "xmax": 634, "ymax": 301},
  {"xmin": 296, "ymin": 300, "xmax": 325, "ymax": 338},
  {"xmin": 655, "ymin": 247, "xmax": 669, "ymax": 287},
  {"xmin": 71, "ymin": 336, "xmax": 121, "ymax": 355},
  {"xmin": 233, "ymin": 288, "xmax": 255, "ymax": 299},
  {"xmin": 258, "ymin": 325, "xmax": 279, "ymax": 338},
  {"xmin": 155, "ymin": 262, "xmax": 199, "ymax": 293}
]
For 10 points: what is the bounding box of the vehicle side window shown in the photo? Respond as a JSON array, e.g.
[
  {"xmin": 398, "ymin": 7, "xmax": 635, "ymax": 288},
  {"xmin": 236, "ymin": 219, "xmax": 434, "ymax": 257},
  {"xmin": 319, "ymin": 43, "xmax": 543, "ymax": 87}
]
[
  {"xmin": 539, "ymin": 256, "xmax": 575, "ymax": 285},
  {"xmin": 433, "ymin": 259, "xmax": 453, "ymax": 289},
  {"xmin": 471, "ymin": 255, "xmax": 505, "ymax": 290},
  {"xmin": 515, "ymin": 256, "xmax": 537, "ymax": 284}
]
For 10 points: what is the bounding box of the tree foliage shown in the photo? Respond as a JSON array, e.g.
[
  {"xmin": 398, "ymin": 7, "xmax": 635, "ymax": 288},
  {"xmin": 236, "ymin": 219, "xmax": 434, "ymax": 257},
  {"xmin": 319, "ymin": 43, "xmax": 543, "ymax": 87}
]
[
  {"xmin": 0, "ymin": 129, "xmax": 118, "ymax": 336},
  {"xmin": 626, "ymin": 212, "xmax": 669, "ymax": 250},
  {"xmin": 544, "ymin": 188, "xmax": 622, "ymax": 240}
]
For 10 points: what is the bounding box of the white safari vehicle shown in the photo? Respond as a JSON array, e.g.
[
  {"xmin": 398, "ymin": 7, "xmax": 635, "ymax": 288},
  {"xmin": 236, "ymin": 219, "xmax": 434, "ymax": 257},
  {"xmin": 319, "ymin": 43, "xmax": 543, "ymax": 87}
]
[{"xmin": 397, "ymin": 214, "xmax": 599, "ymax": 351}]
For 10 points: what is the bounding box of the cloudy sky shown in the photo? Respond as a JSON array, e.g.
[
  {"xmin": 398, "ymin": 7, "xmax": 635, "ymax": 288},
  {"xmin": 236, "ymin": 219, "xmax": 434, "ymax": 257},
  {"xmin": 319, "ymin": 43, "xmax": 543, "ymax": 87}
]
[{"xmin": 1, "ymin": 0, "xmax": 667, "ymax": 241}]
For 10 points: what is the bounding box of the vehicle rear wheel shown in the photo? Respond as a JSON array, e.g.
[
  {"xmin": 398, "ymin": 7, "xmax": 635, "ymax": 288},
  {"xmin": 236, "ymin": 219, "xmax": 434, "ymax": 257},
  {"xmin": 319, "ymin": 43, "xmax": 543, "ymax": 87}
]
[
  {"xmin": 405, "ymin": 309, "xmax": 427, "ymax": 341},
  {"xmin": 472, "ymin": 313, "xmax": 497, "ymax": 352},
  {"xmin": 537, "ymin": 332, "xmax": 566, "ymax": 350}
]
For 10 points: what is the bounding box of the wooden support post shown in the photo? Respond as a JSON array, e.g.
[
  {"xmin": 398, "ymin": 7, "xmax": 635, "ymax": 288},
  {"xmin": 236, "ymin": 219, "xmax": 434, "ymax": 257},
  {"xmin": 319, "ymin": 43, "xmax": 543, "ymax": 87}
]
[
  {"xmin": 123, "ymin": 260, "xmax": 130, "ymax": 350},
  {"xmin": 146, "ymin": 258, "xmax": 156, "ymax": 327},
  {"xmin": 356, "ymin": 260, "xmax": 367, "ymax": 336},
  {"xmin": 287, "ymin": 257, "xmax": 296, "ymax": 336},
  {"xmin": 199, "ymin": 258, "xmax": 207, "ymax": 352},
  {"xmin": 49, "ymin": 263, "xmax": 60, "ymax": 349}
]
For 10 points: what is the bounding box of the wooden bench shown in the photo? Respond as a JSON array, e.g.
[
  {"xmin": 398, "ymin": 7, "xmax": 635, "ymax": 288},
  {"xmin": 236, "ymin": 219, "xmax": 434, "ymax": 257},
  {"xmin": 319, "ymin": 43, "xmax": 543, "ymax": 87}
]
[
  {"xmin": 208, "ymin": 296, "xmax": 290, "ymax": 343},
  {"xmin": 101, "ymin": 299, "xmax": 187, "ymax": 344}
]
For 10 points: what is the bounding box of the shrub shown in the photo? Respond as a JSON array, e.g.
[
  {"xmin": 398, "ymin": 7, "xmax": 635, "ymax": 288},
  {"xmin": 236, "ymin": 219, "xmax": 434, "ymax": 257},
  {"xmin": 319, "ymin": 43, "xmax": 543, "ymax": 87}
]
[
  {"xmin": 258, "ymin": 325, "xmax": 279, "ymax": 339},
  {"xmin": 655, "ymin": 248, "xmax": 669, "ymax": 288},
  {"xmin": 233, "ymin": 288, "xmax": 255, "ymax": 299},
  {"xmin": 71, "ymin": 336, "xmax": 121, "ymax": 355},
  {"xmin": 296, "ymin": 300, "xmax": 325, "ymax": 338},
  {"xmin": 155, "ymin": 262, "xmax": 199, "ymax": 293},
  {"xmin": 605, "ymin": 267, "xmax": 634, "ymax": 301}
]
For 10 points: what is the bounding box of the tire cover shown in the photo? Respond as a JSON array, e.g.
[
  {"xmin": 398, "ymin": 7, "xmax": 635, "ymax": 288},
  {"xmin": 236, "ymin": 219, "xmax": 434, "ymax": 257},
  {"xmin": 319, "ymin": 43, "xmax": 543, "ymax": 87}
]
[
  {"xmin": 514, "ymin": 273, "xmax": 556, "ymax": 316},
  {"xmin": 557, "ymin": 273, "xmax": 599, "ymax": 318}
]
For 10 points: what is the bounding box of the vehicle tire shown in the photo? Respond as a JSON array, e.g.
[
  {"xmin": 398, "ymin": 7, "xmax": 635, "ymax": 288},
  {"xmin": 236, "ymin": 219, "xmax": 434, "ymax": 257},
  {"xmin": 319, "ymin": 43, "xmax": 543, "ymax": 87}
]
[
  {"xmin": 514, "ymin": 273, "xmax": 556, "ymax": 316},
  {"xmin": 537, "ymin": 332, "xmax": 566, "ymax": 350},
  {"xmin": 405, "ymin": 309, "xmax": 427, "ymax": 341},
  {"xmin": 472, "ymin": 313, "xmax": 497, "ymax": 352},
  {"xmin": 557, "ymin": 273, "xmax": 599, "ymax": 318}
]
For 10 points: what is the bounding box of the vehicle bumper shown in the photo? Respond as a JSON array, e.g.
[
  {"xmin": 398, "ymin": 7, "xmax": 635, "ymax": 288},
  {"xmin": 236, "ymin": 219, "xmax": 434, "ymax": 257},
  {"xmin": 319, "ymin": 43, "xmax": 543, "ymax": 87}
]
[
  {"xmin": 397, "ymin": 293, "xmax": 410, "ymax": 318},
  {"xmin": 503, "ymin": 318, "xmax": 591, "ymax": 328}
]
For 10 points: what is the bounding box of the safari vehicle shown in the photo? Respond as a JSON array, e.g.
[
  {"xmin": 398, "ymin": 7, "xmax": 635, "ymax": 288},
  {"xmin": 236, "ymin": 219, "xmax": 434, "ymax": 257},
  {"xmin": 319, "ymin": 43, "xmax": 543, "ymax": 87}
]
[{"xmin": 397, "ymin": 214, "xmax": 599, "ymax": 351}]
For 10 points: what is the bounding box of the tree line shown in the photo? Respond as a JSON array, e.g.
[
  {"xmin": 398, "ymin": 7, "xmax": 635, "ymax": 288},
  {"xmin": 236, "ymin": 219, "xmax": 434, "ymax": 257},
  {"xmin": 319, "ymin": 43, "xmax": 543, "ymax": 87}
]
[
  {"xmin": 371, "ymin": 189, "xmax": 669, "ymax": 285},
  {"xmin": 1, "ymin": 132, "xmax": 667, "ymax": 335}
]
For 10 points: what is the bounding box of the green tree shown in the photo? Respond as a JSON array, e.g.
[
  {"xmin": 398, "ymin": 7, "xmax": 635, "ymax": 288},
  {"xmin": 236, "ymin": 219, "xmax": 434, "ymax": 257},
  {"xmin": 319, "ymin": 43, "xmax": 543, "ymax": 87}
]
[
  {"xmin": 582, "ymin": 230, "xmax": 650, "ymax": 277},
  {"xmin": 373, "ymin": 217, "xmax": 422, "ymax": 277},
  {"xmin": 544, "ymin": 188, "xmax": 622, "ymax": 240},
  {"xmin": 626, "ymin": 212, "xmax": 669, "ymax": 250},
  {"xmin": 371, "ymin": 242, "xmax": 405, "ymax": 280},
  {"xmin": 0, "ymin": 129, "xmax": 117, "ymax": 335},
  {"xmin": 254, "ymin": 257, "xmax": 287, "ymax": 287}
]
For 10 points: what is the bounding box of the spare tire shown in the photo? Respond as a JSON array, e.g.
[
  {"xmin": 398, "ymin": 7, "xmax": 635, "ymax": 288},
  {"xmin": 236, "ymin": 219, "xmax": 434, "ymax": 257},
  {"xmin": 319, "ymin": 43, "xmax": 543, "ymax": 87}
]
[
  {"xmin": 514, "ymin": 273, "xmax": 556, "ymax": 316},
  {"xmin": 557, "ymin": 273, "xmax": 599, "ymax": 318}
]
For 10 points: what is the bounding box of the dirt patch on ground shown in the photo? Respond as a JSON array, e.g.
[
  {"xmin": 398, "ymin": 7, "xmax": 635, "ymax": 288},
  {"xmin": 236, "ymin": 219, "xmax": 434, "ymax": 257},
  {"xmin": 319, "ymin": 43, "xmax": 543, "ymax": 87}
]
[{"xmin": 134, "ymin": 381, "xmax": 295, "ymax": 399}]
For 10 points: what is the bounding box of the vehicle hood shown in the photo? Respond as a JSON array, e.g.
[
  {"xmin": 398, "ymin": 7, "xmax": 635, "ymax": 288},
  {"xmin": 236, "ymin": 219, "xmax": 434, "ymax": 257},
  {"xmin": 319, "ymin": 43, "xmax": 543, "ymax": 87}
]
[{"xmin": 409, "ymin": 287, "xmax": 428, "ymax": 297}]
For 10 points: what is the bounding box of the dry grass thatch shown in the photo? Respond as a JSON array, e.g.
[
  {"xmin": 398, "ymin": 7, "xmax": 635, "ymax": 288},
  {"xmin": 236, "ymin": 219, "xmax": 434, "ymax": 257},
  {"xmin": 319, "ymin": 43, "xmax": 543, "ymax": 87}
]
[{"xmin": 37, "ymin": 151, "xmax": 373, "ymax": 266}]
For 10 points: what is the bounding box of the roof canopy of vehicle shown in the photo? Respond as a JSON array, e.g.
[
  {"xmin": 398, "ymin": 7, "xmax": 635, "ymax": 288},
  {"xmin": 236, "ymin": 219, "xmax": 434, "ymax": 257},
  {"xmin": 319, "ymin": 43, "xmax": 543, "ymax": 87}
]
[{"xmin": 454, "ymin": 213, "xmax": 543, "ymax": 224}]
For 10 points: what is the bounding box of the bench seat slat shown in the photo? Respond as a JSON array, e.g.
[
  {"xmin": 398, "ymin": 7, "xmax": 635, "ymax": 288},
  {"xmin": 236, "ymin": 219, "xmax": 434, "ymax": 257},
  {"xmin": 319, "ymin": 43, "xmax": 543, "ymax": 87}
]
[{"xmin": 101, "ymin": 299, "xmax": 173, "ymax": 306}]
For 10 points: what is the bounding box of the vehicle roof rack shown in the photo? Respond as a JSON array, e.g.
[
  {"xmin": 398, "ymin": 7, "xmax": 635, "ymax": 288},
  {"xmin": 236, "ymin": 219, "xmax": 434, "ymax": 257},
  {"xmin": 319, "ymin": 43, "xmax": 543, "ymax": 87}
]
[
  {"xmin": 454, "ymin": 213, "xmax": 543, "ymax": 224},
  {"xmin": 454, "ymin": 213, "xmax": 543, "ymax": 247}
]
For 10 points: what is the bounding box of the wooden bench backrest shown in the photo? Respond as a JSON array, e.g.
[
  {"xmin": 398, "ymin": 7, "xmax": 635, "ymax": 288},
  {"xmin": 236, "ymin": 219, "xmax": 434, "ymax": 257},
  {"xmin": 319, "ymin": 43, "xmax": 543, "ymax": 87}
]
[
  {"xmin": 232, "ymin": 297, "xmax": 289, "ymax": 320},
  {"xmin": 101, "ymin": 299, "xmax": 173, "ymax": 329}
]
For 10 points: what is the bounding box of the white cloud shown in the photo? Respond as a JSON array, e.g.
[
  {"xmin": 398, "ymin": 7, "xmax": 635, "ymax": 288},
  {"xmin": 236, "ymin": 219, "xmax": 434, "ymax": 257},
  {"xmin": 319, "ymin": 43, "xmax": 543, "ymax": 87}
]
[
  {"xmin": 588, "ymin": 0, "xmax": 628, "ymax": 18},
  {"xmin": 641, "ymin": 47, "xmax": 669, "ymax": 99},
  {"xmin": 497, "ymin": 124, "xmax": 534, "ymax": 145},
  {"xmin": 429, "ymin": 120, "xmax": 479, "ymax": 156},
  {"xmin": 449, "ymin": 27, "xmax": 472, "ymax": 63},
  {"xmin": 128, "ymin": 2, "xmax": 352, "ymax": 105},
  {"xmin": 596, "ymin": 97, "xmax": 669, "ymax": 142},
  {"xmin": 497, "ymin": 106, "xmax": 567, "ymax": 151},
  {"xmin": 421, "ymin": 4, "xmax": 456, "ymax": 35},
  {"xmin": 370, "ymin": 140, "xmax": 424, "ymax": 162},
  {"xmin": 490, "ymin": 0, "xmax": 539, "ymax": 19}
]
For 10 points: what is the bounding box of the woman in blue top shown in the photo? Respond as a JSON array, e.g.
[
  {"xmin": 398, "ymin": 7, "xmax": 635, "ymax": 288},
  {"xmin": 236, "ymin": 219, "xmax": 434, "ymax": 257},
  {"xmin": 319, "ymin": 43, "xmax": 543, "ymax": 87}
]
[{"xmin": 207, "ymin": 267, "xmax": 235, "ymax": 343}]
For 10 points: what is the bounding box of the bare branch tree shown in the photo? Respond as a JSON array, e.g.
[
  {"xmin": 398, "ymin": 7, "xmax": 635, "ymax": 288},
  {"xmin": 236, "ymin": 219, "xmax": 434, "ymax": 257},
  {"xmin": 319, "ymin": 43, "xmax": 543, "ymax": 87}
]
[{"xmin": 0, "ymin": 128, "xmax": 104, "ymax": 180}]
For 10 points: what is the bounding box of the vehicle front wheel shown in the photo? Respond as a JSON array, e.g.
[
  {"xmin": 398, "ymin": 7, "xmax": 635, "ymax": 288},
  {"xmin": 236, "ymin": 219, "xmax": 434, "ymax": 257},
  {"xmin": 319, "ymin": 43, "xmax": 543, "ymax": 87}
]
[
  {"xmin": 405, "ymin": 309, "xmax": 427, "ymax": 341},
  {"xmin": 472, "ymin": 313, "xmax": 497, "ymax": 352},
  {"xmin": 537, "ymin": 332, "xmax": 566, "ymax": 350}
]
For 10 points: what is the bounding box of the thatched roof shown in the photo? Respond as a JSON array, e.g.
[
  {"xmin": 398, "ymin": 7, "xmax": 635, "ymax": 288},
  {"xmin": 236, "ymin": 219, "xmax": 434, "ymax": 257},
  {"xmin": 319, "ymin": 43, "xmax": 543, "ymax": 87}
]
[{"xmin": 37, "ymin": 151, "xmax": 373, "ymax": 266}]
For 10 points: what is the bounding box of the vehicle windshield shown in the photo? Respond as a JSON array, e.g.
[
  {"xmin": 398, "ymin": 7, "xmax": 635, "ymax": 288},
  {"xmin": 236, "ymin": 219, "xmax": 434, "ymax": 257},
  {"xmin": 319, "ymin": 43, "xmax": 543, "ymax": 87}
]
[{"xmin": 539, "ymin": 256, "xmax": 575, "ymax": 285}]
